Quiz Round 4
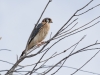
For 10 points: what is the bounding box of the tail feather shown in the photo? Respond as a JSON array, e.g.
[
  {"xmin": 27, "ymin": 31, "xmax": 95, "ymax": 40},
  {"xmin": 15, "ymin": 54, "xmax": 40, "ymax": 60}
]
[
  {"xmin": 20, "ymin": 46, "xmax": 35, "ymax": 57},
  {"xmin": 20, "ymin": 50, "xmax": 26, "ymax": 57}
]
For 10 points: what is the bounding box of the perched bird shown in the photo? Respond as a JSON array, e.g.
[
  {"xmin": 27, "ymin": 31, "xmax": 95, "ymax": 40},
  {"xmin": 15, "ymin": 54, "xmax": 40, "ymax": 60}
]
[{"xmin": 21, "ymin": 18, "xmax": 53, "ymax": 56}]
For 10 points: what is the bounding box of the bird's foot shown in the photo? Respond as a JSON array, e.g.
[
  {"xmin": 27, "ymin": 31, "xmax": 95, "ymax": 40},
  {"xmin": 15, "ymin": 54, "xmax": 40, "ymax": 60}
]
[
  {"xmin": 37, "ymin": 42, "xmax": 41, "ymax": 47},
  {"xmin": 37, "ymin": 41, "xmax": 46, "ymax": 47},
  {"xmin": 41, "ymin": 41, "xmax": 46, "ymax": 44}
]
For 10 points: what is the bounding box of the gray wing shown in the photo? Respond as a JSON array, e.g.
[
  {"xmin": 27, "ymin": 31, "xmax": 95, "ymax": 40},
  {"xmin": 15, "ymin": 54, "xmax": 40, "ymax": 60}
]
[{"xmin": 28, "ymin": 23, "xmax": 43, "ymax": 44}]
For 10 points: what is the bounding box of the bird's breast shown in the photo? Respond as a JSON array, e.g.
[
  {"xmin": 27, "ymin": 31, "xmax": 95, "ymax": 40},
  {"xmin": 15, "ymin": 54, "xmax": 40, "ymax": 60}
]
[
  {"xmin": 33, "ymin": 23, "xmax": 50, "ymax": 44},
  {"xmin": 38, "ymin": 23, "xmax": 50, "ymax": 41}
]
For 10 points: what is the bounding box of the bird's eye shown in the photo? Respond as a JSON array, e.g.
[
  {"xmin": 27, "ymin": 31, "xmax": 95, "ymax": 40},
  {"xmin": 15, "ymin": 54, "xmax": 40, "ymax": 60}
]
[
  {"xmin": 49, "ymin": 19, "xmax": 51, "ymax": 21},
  {"xmin": 46, "ymin": 19, "xmax": 49, "ymax": 22}
]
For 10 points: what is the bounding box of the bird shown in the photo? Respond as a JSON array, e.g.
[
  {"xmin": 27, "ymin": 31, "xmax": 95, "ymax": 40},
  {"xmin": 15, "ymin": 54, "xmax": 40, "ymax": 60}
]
[{"xmin": 20, "ymin": 18, "xmax": 53, "ymax": 56}]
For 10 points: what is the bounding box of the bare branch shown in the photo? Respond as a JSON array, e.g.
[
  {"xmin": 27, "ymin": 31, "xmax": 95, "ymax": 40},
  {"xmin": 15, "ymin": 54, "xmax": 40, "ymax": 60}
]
[
  {"xmin": 76, "ymin": 4, "xmax": 100, "ymax": 16},
  {"xmin": 28, "ymin": 46, "xmax": 54, "ymax": 75},
  {"xmin": 0, "ymin": 49, "xmax": 11, "ymax": 51},
  {"xmin": 71, "ymin": 50, "xmax": 100, "ymax": 75},
  {"xmin": 50, "ymin": 35, "xmax": 86, "ymax": 75},
  {"xmin": 25, "ymin": 52, "xmax": 57, "ymax": 75},
  {"xmin": 15, "ymin": 36, "xmax": 86, "ymax": 72},
  {"xmin": 0, "ymin": 60, "xmax": 14, "ymax": 66},
  {"xmin": 60, "ymin": 18, "xmax": 78, "ymax": 32},
  {"xmin": 76, "ymin": 0, "xmax": 93, "ymax": 12},
  {"xmin": 59, "ymin": 22, "xmax": 78, "ymax": 35},
  {"xmin": 42, "ymin": 43, "xmax": 100, "ymax": 74},
  {"xmin": 54, "ymin": 16, "xmax": 100, "ymax": 39}
]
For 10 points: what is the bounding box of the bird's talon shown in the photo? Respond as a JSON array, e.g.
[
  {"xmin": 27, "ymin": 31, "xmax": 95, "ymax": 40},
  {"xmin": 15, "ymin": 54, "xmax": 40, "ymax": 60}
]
[
  {"xmin": 37, "ymin": 43, "xmax": 41, "ymax": 47},
  {"xmin": 41, "ymin": 41, "xmax": 46, "ymax": 44}
]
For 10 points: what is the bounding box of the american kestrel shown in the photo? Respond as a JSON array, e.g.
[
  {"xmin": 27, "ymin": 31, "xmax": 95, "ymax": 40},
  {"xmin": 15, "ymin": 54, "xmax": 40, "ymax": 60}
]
[{"xmin": 21, "ymin": 18, "xmax": 53, "ymax": 56}]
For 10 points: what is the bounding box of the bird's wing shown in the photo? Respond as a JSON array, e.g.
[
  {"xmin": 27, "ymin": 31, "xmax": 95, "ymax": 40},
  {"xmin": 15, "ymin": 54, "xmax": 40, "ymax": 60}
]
[{"xmin": 28, "ymin": 23, "xmax": 43, "ymax": 44}]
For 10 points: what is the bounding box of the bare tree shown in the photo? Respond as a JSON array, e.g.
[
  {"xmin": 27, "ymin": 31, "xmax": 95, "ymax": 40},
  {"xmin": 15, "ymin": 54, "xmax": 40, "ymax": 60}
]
[{"xmin": 0, "ymin": 0, "xmax": 100, "ymax": 75}]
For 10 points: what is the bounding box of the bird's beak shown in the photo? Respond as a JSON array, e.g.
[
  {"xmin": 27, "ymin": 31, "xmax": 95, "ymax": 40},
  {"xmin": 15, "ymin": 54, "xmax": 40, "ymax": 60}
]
[{"xmin": 50, "ymin": 21, "xmax": 53, "ymax": 23}]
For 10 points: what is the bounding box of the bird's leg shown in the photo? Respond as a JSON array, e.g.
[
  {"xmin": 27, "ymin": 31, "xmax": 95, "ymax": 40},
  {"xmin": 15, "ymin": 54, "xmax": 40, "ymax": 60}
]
[{"xmin": 37, "ymin": 42, "xmax": 42, "ymax": 47}]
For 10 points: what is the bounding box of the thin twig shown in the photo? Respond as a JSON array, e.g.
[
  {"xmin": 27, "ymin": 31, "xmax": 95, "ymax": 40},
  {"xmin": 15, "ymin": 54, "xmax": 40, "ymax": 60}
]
[
  {"xmin": 51, "ymin": 59, "xmax": 67, "ymax": 75},
  {"xmin": 0, "ymin": 49, "xmax": 11, "ymax": 51},
  {"xmin": 0, "ymin": 60, "xmax": 15, "ymax": 66},
  {"xmin": 54, "ymin": 16, "xmax": 100, "ymax": 39},
  {"xmin": 41, "ymin": 65, "xmax": 100, "ymax": 75},
  {"xmin": 42, "ymin": 43, "xmax": 100, "ymax": 74},
  {"xmin": 51, "ymin": 35, "xmax": 86, "ymax": 75},
  {"xmin": 76, "ymin": 0, "xmax": 93, "ymax": 12},
  {"xmin": 60, "ymin": 18, "xmax": 78, "ymax": 32},
  {"xmin": 28, "ymin": 46, "xmax": 54, "ymax": 75},
  {"xmin": 34, "ymin": 52, "xmax": 57, "ymax": 72},
  {"xmin": 1, "ymin": 66, "xmax": 100, "ymax": 75},
  {"xmin": 71, "ymin": 50, "xmax": 100, "ymax": 75},
  {"xmin": 59, "ymin": 22, "xmax": 78, "ymax": 35},
  {"xmin": 76, "ymin": 4, "xmax": 100, "ymax": 16},
  {"xmin": 15, "ymin": 39, "xmax": 82, "ymax": 71}
]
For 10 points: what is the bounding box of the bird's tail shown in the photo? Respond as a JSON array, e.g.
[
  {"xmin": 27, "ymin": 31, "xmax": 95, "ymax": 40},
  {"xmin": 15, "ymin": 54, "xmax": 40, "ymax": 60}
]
[
  {"xmin": 20, "ymin": 50, "xmax": 26, "ymax": 57},
  {"xmin": 20, "ymin": 50, "xmax": 25, "ymax": 57},
  {"xmin": 20, "ymin": 46, "xmax": 35, "ymax": 57}
]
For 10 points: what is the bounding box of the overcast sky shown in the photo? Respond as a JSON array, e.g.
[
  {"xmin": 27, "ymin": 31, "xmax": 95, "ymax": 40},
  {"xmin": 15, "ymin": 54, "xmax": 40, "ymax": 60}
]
[{"xmin": 0, "ymin": 0, "xmax": 100, "ymax": 75}]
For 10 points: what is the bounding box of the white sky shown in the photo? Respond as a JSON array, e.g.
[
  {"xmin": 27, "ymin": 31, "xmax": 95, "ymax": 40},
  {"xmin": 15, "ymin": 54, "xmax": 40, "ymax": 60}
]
[{"xmin": 0, "ymin": 0, "xmax": 100, "ymax": 75}]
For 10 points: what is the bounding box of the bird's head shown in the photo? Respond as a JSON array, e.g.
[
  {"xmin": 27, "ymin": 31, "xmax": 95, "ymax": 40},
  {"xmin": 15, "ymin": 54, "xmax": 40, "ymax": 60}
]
[{"xmin": 42, "ymin": 18, "xmax": 53, "ymax": 23}]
